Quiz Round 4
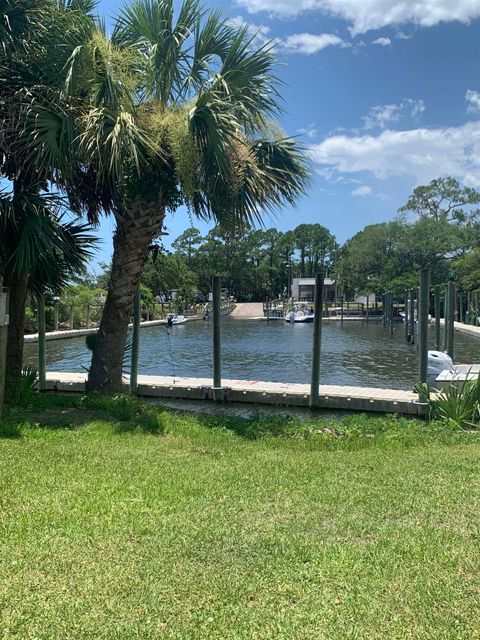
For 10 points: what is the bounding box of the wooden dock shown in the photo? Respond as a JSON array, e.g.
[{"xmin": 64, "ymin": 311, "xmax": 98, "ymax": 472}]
[{"xmin": 45, "ymin": 372, "xmax": 426, "ymax": 416}]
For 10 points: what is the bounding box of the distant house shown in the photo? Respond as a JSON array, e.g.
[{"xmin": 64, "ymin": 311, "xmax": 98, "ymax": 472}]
[{"xmin": 291, "ymin": 277, "xmax": 336, "ymax": 302}]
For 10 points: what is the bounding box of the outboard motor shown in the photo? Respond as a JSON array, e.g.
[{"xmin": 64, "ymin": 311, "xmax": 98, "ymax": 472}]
[{"xmin": 427, "ymin": 350, "xmax": 454, "ymax": 385}]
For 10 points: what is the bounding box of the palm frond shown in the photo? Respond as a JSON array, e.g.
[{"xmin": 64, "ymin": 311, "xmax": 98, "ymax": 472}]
[{"xmin": 0, "ymin": 189, "xmax": 97, "ymax": 294}]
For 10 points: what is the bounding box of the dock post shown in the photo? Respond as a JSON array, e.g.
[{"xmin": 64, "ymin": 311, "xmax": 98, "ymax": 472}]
[
  {"xmin": 0, "ymin": 289, "xmax": 9, "ymax": 416},
  {"xmin": 54, "ymin": 301, "xmax": 59, "ymax": 331},
  {"xmin": 446, "ymin": 280, "xmax": 455, "ymax": 359},
  {"xmin": 366, "ymin": 295, "xmax": 369, "ymax": 324},
  {"xmin": 310, "ymin": 270, "xmax": 324, "ymax": 409},
  {"xmin": 443, "ymin": 286, "xmax": 448, "ymax": 350},
  {"xmin": 382, "ymin": 294, "xmax": 386, "ymax": 328},
  {"xmin": 434, "ymin": 285, "xmax": 441, "ymax": 350},
  {"xmin": 467, "ymin": 291, "xmax": 472, "ymax": 324},
  {"xmin": 340, "ymin": 295, "xmax": 344, "ymax": 325},
  {"xmin": 409, "ymin": 289, "xmax": 415, "ymax": 345},
  {"xmin": 212, "ymin": 276, "xmax": 222, "ymax": 402},
  {"xmin": 404, "ymin": 290, "xmax": 409, "ymax": 342},
  {"xmin": 130, "ymin": 286, "xmax": 141, "ymax": 394},
  {"xmin": 388, "ymin": 292, "xmax": 392, "ymax": 333},
  {"xmin": 459, "ymin": 291, "xmax": 464, "ymax": 324},
  {"xmin": 418, "ymin": 269, "xmax": 430, "ymax": 393},
  {"xmin": 37, "ymin": 294, "xmax": 46, "ymax": 392}
]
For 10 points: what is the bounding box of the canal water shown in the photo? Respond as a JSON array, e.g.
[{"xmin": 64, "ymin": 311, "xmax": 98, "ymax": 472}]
[{"xmin": 24, "ymin": 318, "xmax": 480, "ymax": 390}]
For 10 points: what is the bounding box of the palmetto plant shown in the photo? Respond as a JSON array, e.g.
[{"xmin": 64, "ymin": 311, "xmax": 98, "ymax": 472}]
[
  {"xmin": 61, "ymin": 0, "xmax": 311, "ymax": 393},
  {"xmin": 415, "ymin": 376, "xmax": 480, "ymax": 428}
]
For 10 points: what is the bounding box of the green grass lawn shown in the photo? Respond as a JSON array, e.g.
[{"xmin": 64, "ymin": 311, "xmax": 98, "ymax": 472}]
[{"xmin": 1, "ymin": 396, "xmax": 480, "ymax": 640}]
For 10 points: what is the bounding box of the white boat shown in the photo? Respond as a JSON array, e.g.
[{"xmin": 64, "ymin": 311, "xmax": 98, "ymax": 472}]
[
  {"xmin": 427, "ymin": 350, "xmax": 480, "ymax": 387},
  {"xmin": 285, "ymin": 303, "xmax": 315, "ymax": 323},
  {"xmin": 399, "ymin": 310, "xmax": 432, "ymax": 324},
  {"xmin": 166, "ymin": 313, "xmax": 187, "ymax": 326}
]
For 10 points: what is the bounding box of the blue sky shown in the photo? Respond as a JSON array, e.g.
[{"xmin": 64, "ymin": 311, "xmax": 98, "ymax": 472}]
[{"xmin": 92, "ymin": 0, "xmax": 480, "ymax": 270}]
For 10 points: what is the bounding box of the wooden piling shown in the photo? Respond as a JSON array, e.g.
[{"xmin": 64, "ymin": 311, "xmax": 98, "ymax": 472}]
[
  {"xmin": 130, "ymin": 286, "xmax": 141, "ymax": 394},
  {"xmin": 434, "ymin": 285, "xmax": 441, "ymax": 350},
  {"xmin": 409, "ymin": 289, "xmax": 415, "ymax": 345},
  {"xmin": 418, "ymin": 269, "xmax": 430, "ymax": 392},
  {"xmin": 37, "ymin": 295, "xmax": 46, "ymax": 392},
  {"xmin": 212, "ymin": 276, "xmax": 222, "ymax": 402},
  {"xmin": 310, "ymin": 270, "xmax": 324, "ymax": 409},
  {"xmin": 0, "ymin": 289, "xmax": 9, "ymax": 416},
  {"xmin": 404, "ymin": 290, "xmax": 409, "ymax": 342},
  {"xmin": 446, "ymin": 281, "xmax": 455, "ymax": 359}
]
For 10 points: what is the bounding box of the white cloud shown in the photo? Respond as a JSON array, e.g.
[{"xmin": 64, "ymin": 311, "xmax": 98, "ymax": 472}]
[
  {"xmin": 282, "ymin": 33, "xmax": 345, "ymax": 54},
  {"xmin": 228, "ymin": 15, "xmax": 272, "ymax": 46},
  {"xmin": 309, "ymin": 121, "xmax": 480, "ymax": 186},
  {"xmin": 372, "ymin": 36, "xmax": 391, "ymax": 46},
  {"xmin": 236, "ymin": 0, "xmax": 480, "ymax": 35},
  {"xmin": 363, "ymin": 98, "xmax": 425, "ymax": 129},
  {"xmin": 395, "ymin": 31, "xmax": 411, "ymax": 39},
  {"xmin": 466, "ymin": 89, "xmax": 480, "ymax": 114},
  {"xmin": 297, "ymin": 124, "xmax": 319, "ymax": 138},
  {"xmin": 351, "ymin": 185, "xmax": 372, "ymax": 196}
]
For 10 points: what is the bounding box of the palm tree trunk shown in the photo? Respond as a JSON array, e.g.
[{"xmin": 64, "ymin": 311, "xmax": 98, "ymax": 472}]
[
  {"xmin": 87, "ymin": 203, "xmax": 164, "ymax": 393},
  {"xmin": 4, "ymin": 272, "xmax": 29, "ymax": 401}
]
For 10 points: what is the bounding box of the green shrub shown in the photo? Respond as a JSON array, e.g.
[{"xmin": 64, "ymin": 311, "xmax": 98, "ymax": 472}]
[{"xmin": 415, "ymin": 374, "xmax": 480, "ymax": 428}]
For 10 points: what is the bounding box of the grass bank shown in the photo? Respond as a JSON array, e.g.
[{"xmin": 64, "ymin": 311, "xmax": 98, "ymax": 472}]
[{"xmin": 1, "ymin": 396, "xmax": 480, "ymax": 639}]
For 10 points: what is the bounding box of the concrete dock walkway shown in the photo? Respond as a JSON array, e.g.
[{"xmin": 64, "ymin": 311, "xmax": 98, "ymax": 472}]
[
  {"xmin": 45, "ymin": 371, "xmax": 425, "ymax": 416},
  {"xmin": 229, "ymin": 302, "xmax": 264, "ymax": 319},
  {"xmin": 438, "ymin": 318, "xmax": 480, "ymax": 339}
]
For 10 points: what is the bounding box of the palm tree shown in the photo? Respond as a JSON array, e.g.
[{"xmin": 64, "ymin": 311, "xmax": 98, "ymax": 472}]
[
  {"xmin": 67, "ymin": 0, "xmax": 310, "ymax": 392},
  {"xmin": 0, "ymin": 0, "xmax": 97, "ymax": 396}
]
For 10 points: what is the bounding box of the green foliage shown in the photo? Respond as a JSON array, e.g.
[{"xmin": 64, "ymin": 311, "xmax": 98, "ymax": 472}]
[
  {"xmin": 17, "ymin": 365, "xmax": 39, "ymax": 405},
  {"xmin": 415, "ymin": 376, "xmax": 480, "ymax": 428},
  {"xmin": 336, "ymin": 178, "xmax": 480, "ymax": 297}
]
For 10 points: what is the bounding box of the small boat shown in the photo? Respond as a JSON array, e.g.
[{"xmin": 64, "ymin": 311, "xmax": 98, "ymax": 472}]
[
  {"xmin": 285, "ymin": 303, "xmax": 315, "ymax": 323},
  {"xmin": 427, "ymin": 350, "xmax": 480, "ymax": 387},
  {"xmin": 166, "ymin": 313, "xmax": 187, "ymax": 326},
  {"xmin": 399, "ymin": 310, "xmax": 432, "ymax": 324}
]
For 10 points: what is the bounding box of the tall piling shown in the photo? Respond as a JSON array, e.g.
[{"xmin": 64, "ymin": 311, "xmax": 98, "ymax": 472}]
[
  {"xmin": 37, "ymin": 294, "xmax": 46, "ymax": 392},
  {"xmin": 130, "ymin": 286, "xmax": 141, "ymax": 394},
  {"xmin": 446, "ymin": 280, "xmax": 455, "ymax": 359},
  {"xmin": 434, "ymin": 285, "xmax": 441, "ymax": 350},
  {"xmin": 409, "ymin": 289, "xmax": 415, "ymax": 345},
  {"xmin": 418, "ymin": 269, "xmax": 430, "ymax": 389},
  {"xmin": 0, "ymin": 289, "xmax": 9, "ymax": 416},
  {"xmin": 212, "ymin": 276, "xmax": 222, "ymax": 402},
  {"xmin": 310, "ymin": 270, "xmax": 324, "ymax": 409}
]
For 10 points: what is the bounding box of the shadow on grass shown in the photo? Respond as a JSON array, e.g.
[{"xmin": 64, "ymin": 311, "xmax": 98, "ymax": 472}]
[
  {"xmin": 197, "ymin": 412, "xmax": 306, "ymax": 440},
  {"xmin": 0, "ymin": 420, "xmax": 22, "ymax": 439},
  {"xmin": 1, "ymin": 393, "xmax": 166, "ymax": 437}
]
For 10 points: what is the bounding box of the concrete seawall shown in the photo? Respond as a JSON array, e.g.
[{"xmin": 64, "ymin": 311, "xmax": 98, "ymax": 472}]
[{"xmin": 24, "ymin": 317, "xmax": 202, "ymax": 344}]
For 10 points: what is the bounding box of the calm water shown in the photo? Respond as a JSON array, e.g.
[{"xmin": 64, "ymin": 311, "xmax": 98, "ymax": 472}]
[{"xmin": 24, "ymin": 318, "xmax": 480, "ymax": 390}]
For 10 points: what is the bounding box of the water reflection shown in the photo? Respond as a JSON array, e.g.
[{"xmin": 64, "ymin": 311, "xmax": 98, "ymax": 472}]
[{"xmin": 24, "ymin": 318, "xmax": 480, "ymax": 390}]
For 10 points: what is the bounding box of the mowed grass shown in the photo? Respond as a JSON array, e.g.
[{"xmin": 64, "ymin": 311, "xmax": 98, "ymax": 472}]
[{"xmin": 1, "ymin": 396, "xmax": 480, "ymax": 640}]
